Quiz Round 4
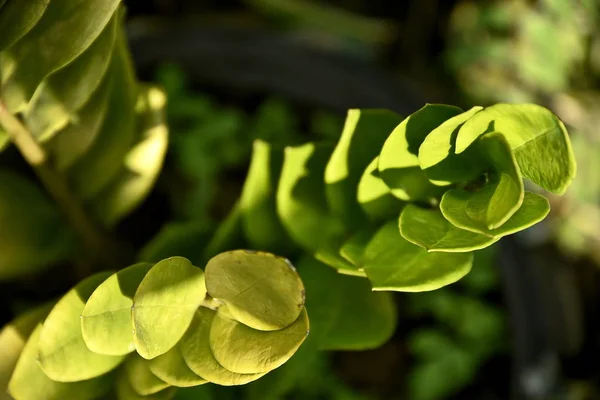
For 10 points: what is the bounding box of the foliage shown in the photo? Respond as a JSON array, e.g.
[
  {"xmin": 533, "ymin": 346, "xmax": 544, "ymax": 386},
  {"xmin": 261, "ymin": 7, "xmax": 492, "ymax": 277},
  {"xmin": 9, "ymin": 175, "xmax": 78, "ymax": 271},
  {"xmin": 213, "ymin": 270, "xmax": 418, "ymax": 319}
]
[
  {"xmin": 236, "ymin": 103, "xmax": 575, "ymax": 292},
  {"xmin": 5, "ymin": 251, "xmax": 308, "ymax": 400}
]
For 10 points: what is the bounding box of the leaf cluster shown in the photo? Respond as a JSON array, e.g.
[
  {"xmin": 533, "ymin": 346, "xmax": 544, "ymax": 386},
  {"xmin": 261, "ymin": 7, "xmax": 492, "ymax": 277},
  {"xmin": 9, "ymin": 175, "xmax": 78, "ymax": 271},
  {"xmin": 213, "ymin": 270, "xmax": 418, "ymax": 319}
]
[{"xmin": 3, "ymin": 251, "xmax": 308, "ymax": 400}]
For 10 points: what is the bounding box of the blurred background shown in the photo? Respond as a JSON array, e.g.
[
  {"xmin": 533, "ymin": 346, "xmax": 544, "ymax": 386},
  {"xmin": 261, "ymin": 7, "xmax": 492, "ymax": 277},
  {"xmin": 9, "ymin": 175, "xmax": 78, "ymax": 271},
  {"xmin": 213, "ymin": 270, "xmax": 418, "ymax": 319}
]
[
  {"xmin": 5, "ymin": 0, "xmax": 600, "ymax": 399},
  {"xmin": 124, "ymin": 0, "xmax": 600, "ymax": 399}
]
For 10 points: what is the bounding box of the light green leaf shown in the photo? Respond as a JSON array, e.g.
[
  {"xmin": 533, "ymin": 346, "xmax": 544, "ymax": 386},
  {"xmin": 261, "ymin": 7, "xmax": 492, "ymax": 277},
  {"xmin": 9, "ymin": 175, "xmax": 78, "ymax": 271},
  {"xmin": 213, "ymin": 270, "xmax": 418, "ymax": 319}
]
[
  {"xmin": 116, "ymin": 368, "xmax": 177, "ymax": 400},
  {"xmin": 455, "ymin": 103, "xmax": 576, "ymax": 194},
  {"xmin": 0, "ymin": 170, "xmax": 75, "ymax": 281},
  {"xmin": 378, "ymin": 104, "xmax": 462, "ymax": 201},
  {"xmin": 149, "ymin": 341, "xmax": 207, "ymax": 388},
  {"xmin": 23, "ymin": 13, "xmax": 117, "ymax": 141},
  {"xmin": 92, "ymin": 85, "xmax": 169, "ymax": 227},
  {"xmin": 357, "ymin": 156, "xmax": 404, "ymax": 222},
  {"xmin": 38, "ymin": 272, "xmax": 125, "ymax": 382},
  {"xmin": 205, "ymin": 250, "xmax": 305, "ymax": 331},
  {"xmin": 324, "ymin": 109, "xmax": 403, "ymax": 229},
  {"xmin": 180, "ymin": 307, "xmax": 267, "ymax": 386},
  {"xmin": 125, "ymin": 354, "xmax": 171, "ymax": 396},
  {"xmin": 81, "ymin": 262, "xmax": 153, "ymax": 356},
  {"xmin": 0, "ymin": 0, "xmax": 50, "ymax": 51},
  {"xmin": 418, "ymin": 106, "xmax": 484, "ymax": 185},
  {"xmin": 440, "ymin": 191, "xmax": 550, "ymax": 237},
  {"xmin": 399, "ymin": 204, "xmax": 499, "ymax": 252},
  {"xmin": 69, "ymin": 26, "xmax": 137, "ymax": 199},
  {"xmin": 210, "ymin": 308, "xmax": 309, "ymax": 374},
  {"xmin": 298, "ymin": 256, "xmax": 396, "ymax": 350},
  {"xmin": 133, "ymin": 257, "xmax": 206, "ymax": 360},
  {"xmin": 276, "ymin": 142, "xmax": 353, "ymax": 271},
  {"xmin": 9, "ymin": 324, "xmax": 113, "ymax": 400},
  {"xmin": 339, "ymin": 227, "xmax": 376, "ymax": 266},
  {"xmin": 362, "ymin": 221, "xmax": 473, "ymax": 291},
  {"xmin": 440, "ymin": 132, "xmax": 524, "ymax": 230},
  {"xmin": 0, "ymin": 302, "xmax": 53, "ymax": 398},
  {"xmin": 239, "ymin": 140, "xmax": 293, "ymax": 253},
  {"xmin": 0, "ymin": 0, "xmax": 120, "ymax": 113},
  {"xmin": 46, "ymin": 59, "xmax": 113, "ymax": 170}
]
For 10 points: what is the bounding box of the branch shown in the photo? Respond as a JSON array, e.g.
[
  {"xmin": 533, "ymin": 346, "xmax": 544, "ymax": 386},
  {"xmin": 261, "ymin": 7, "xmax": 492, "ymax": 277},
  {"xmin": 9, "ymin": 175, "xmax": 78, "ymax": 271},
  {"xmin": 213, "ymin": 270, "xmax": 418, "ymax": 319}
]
[{"xmin": 0, "ymin": 100, "xmax": 130, "ymax": 274}]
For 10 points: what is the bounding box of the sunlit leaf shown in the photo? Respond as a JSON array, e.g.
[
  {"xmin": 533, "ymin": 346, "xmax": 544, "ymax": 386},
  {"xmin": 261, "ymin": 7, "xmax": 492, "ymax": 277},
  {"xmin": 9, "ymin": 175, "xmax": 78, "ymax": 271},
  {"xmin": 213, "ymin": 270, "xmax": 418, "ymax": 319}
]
[
  {"xmin": 399, "ymin": 204, "xmax": 499, "ymax": 252},
  {"xmin": 378, "ymin": 104, "xmax": 462, "ymax": 201},
  {"xmin": 92, "ymin": 85, "xmax": 169, "ymax": 227},
  {"xmin": 0, "ymin": 0, "xmax": 50, "ymax": 51},
  {"xmin": 38, "ymin": 272, "xmax": 125, "ymax": 382},
  {"xmin": 9, "ymin": 324, "xmax": 113, "ymax": 400},
  {"xmin": 209, "ymin": 308, "xmax": 309, "ymax": 374},
  {"xmin": 23, "ymin": 13, "xmax": 117, "ymax": 141},
  {"xmin": 125, "ymin": 354, "xmax": 171, "ymax": 396},
  {"xmin": 357, "ymin": 156, "xmax": 404, "ymax": 222},
  {"xmin": 149, "ymin": 341, "xmax": 207, "ymax": 388},
  {"xmin": 0, "ymin": 0, "xmax": 120, "ymax": 113},
  {"xmin": 0, "ymin": 170, "xmax": 75, "ymax": 281},
  {"xmin": 324, "ymin": 109, "xmax": 403, "ymax": 229},
  {"xmin": 440, "ymin": 191, "xmax": 550, "ymax": 237},
  {"xmin": 298, "ymin": 256, "xmax": 396, "ymax": 350},
  {"xmin": 180, "ymin": 307, "xmax": 267, "ymax": 386},
  {"xmin": 205, "ymin": 250, "xmax": 305, "ymax": 331},
  {"xmin": 455, "ymin": 103, "xmax": 576, "ymax": 193},
  {"xmin": 339, "ymin": 227, "xmax": 377, "ymax": 266},
  {"xmin": 133, "ymin": 257, "xmax": 206, "ymax": 360},
  {"xmin": 116, "ymin": 368, "xmax": 177, "ymax": 400},
  {"xmin": 81, "ymin": 263, "xmax": 153, "ymax": 356},
  {"xmin": 362, "ymin": 221, "xmax": 473, "ymax": 291}
]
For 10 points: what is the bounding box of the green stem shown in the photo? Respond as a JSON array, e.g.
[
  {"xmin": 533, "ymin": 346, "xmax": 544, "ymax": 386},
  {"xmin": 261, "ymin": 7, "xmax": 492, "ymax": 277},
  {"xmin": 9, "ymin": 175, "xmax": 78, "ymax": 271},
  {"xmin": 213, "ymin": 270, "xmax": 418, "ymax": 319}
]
[{"xmin": 0, "ymin": 100, "xmax": 127, "ymax": 274}]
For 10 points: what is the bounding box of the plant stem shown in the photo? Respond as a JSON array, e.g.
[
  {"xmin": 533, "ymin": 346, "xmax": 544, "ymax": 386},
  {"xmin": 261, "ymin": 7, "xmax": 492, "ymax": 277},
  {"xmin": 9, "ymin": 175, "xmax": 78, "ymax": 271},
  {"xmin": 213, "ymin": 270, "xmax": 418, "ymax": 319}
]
[{"xmin": 0, "ymin": 100, "xmax": 127, "ymax": 273}]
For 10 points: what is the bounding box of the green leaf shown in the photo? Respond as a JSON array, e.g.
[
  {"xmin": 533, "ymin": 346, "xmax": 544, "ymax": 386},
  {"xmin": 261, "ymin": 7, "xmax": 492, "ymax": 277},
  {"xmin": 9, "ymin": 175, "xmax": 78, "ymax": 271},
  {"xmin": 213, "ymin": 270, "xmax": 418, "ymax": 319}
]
[
  {"xmin": 9, "ymin": 324, "xmax": 113, "ymax": 400},
  {"xmin": 38, "ymin": 272, "xmax": 125, "ymax": 382},
  {"xmin": 0, "ymin": 302, "xmax": 53, "ymax": 397},
  {"xmin": 81, "ymin": 262, "xmax": 153, "ymax": 356},
  {"xmin": 298, "ymin": 256, "xmax": 396, "ymax": 350},
  {"xmin": 133, "ymin": 257, "xmax": 206, "ymax": 360},
  {"xmin": 378, "ymin": 104, "xmax": 462, "ymax": 201},
  {"xmin": 209, "ymin": 308, "xmax": 309, "ymax": 374},
  {"xmin": 0, "ymin": 0, "xmax": 50, "ymax": 51},
  {"xmin": 92, "ymin": 85, "xmax": 169, "ymax": 227},
  {"xmin": 455, "ymin": 103, "xmax": 576, "ymax": 194},
  {"xmin": 138, "ymin": 221, "xmax": 211, "ymax": 265},
  {"xmin": 149, "ymin": 341, "xmax": 208, "ymax": 388},
  {"xmin": 204, "ymin": 250, "xmax": 305, "ymax": 331},
  {"xmin": 180, "ymin": 307, "xmax": 267, "ymax": 386},
  {"xmin": 339, "ymin": 227, "xmax": 377, "ymax": 266},
  {"xmin": 68, "ymin": 26, "xmax": 137, "ymax": 199},
  {"xmin": 276, "ymin": 142, "xmax": 353, "ymax": 271},
  {"xmin": 440, "ymin": 132, "xmax": 524, "ymax": 230},
  {"xmin": 399, "ymin": 204, "xmax": 499, "ymax": 252},
  {"xmin": 0, "ymin": 170, "xmax": 75, "ymax": 281},
  {"xmin": 23, "ymin": 12, "xmax": 117, "ymax": 141},
  {"xmin": 116, "ymin": 368, "xmax": 177, "ymax": 400},
  {"xmin": 418, "ymin": 106, "xmax": 484, "ymax": 185},
  {"xmin": 201, "ymin": 202, "xmax": 245, "ymax": 264},
  {"xmin": 0, "ymin": 0, "xmax": 120, "ymax": 113},
  {"xmin": 239, "ymin": 140, "xmax": 293, "ymax": 253},
  {"xmin": 357, "ymin": 156, "xmax": 404, "ymax": 222},
  {"xmin": 324, "ymin": 109, "xmax": 403, "ymax": 229},
  {"xmin": 362, "ymin": 221, "xmax": 473, "ymax": 291},
  {"xmin": 440, "ymin": 191, "xmax": 550, "ymax": 237},
  {"xmin": 125, "ymin": 354, "xmax": 171, "ymax": 396}
]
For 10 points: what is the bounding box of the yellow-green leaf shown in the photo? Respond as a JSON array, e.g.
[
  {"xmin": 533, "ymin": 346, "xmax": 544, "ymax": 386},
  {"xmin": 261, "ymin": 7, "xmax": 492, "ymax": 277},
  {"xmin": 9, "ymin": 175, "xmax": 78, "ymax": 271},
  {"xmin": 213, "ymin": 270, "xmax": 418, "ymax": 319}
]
[
  {"xmin": 149, "ymin": 341, "xmax": 207, "ymax": 388},
  {"xmin": 357, "ymin": 156, "xmax": 404, "ymax": 222},
  {"xmin": 0, "ymin": 0, "xmax": 50, "ymax": 51},
  {"xmin": 125, "ymin": 354, "xmax": 171, "ymax": 396},
  {"xmin": 116, "ymin": 368, "xmax": 176, "ymax": 400}
]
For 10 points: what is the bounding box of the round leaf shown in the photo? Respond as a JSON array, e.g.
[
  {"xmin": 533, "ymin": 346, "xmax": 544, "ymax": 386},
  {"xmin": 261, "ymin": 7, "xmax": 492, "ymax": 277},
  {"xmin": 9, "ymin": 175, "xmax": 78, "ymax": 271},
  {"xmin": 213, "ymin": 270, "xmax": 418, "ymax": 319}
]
[
  {"xmin": 180, "ymin": 307, "xmax": 266, "ymax": 386},
  {"xmin": 362, "ymin": 221, "xmax": 473, "ymax": 292},
  {"xmin": 149, "ymin": 342, "xmax": 207, "ymax": 388},
  {"xmin": 9, "ymin": 324, "xmax": 113, "ymax": 400},
  {"xmin": 38, "ymin": 272, "xmax": 125, "ymax": 382},
  {"xmin": 399, "ymin": 204, "xmax": 499, "ymax": 252},
  {"xmin": 205, "ymin": 250, "xmax": 305, "ymax": 331},
  {"xmin": 133, "ymin": 257, "xmax": 206, "ymax": 360},
  {"xmin": 125, "ymin": 354, "xmax": 171, "ymax": 396},
  {"xmin": 116, "ymin": 370, "xmax": 176, "ymax": 400},
  {"xmin": 209, "ymin": 308, "xmax": 309, "ymax": 374},
  {"xmin": 440, "ymin": 191, "xmax": 550, "ymax": 237},
  {"xmin": 81, "ymin": 262, "xmax": 153, "ymax": 356},
  {"xmin": 357, "ymin": 156, "xmax": 404, "ymax": 222}
]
